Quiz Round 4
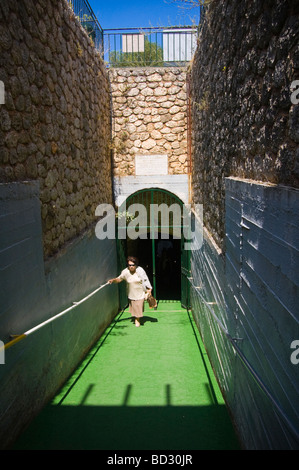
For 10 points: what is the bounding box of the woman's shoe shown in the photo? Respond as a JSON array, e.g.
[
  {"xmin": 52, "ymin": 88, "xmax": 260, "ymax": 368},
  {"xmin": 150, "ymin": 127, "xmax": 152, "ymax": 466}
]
[{"xmin": 135, "ymin": 319, "xmax": 140, "ymax": 327}]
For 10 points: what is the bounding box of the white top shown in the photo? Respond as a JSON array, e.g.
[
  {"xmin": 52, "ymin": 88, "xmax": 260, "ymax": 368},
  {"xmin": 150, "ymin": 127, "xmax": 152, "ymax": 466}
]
[
  {"xmin": 118, "ymin": 266, "xmax": 152, "ymax": 301},
  {"xmin": 119, "ymin": 269, "xmax": 145, "ymax": 300}
]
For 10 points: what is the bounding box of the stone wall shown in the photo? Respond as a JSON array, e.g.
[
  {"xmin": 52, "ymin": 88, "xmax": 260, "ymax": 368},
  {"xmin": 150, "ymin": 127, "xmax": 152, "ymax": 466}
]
[
  {"xmin": 190, "ymin": 0, "xmax": 299, "ymax": 248},
  {"xmin": 109, "ymin": 67, "xmax": 189, "ymax": 176},
  {"xmin": 0, "ymin": 0, "xmax": 112, "ymax": 258}
]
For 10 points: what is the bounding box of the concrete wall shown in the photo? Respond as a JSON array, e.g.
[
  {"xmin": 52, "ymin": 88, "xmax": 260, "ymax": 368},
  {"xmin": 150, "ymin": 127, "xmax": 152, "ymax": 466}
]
[
  {"xmin": 0, "ymin": 181, "xmax": 119, "ymax": 449},
  {"xmin": 0, "ymin": 181, "xmax": 44, "ymax": 343},
  {"xmin": 191, "ymin": 178, "xmax": 299, "ymax": 449},
  {"xmin": 0, "ymin": 0, "xmax": 112, "ymax": 259}
]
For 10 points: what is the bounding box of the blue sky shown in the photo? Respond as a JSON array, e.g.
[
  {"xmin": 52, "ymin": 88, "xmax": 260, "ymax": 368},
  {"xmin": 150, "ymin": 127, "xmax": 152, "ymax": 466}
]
[{"xmin": 87, "ymin": 0, "xmax": 201, "ymax": 29}]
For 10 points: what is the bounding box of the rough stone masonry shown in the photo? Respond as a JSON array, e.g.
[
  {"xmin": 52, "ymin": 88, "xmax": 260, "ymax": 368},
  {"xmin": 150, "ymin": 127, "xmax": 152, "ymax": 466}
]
[
  {"xmin": 190, "ymin": 0, "xmax": 299, "ymax": 248},
  {"xmin": 109, "ymin": 67, "xmax": 189, "ymax": 176},
  {"xmin": 0, "ymin": 0, "xmax": 112, "ymax": 258}
]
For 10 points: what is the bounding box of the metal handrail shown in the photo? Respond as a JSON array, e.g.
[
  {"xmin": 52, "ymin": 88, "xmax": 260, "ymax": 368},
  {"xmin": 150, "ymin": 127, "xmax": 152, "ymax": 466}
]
[
  {"xmin": 188, "ymin": 276, "xmax": 299, "ymax": 443},
  {"xmin": 1, "ymin": 282, "xmax": 110, "ymax": 351}
]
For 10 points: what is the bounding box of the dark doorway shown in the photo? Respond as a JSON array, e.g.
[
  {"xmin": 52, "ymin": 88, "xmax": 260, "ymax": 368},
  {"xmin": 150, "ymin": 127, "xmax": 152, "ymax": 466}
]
[
  {"xmin": 127, "ymin": 235, "xmax": 181, "ymax": 301},
  {"xmin": 117, "ymin": 188, "xmax": 190, "ymax": 306}
]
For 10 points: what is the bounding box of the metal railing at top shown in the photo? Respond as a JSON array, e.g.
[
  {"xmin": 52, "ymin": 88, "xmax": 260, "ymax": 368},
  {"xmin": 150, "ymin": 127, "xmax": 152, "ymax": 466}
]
[
  {"xmin": 103, "ymin": 26, "xmax": 198, "ymax": 68},
  {"xmin": 68, "ymin": 0, "xmax": 104, "ymax": 51},
  {"xmin": 67, "ymin": 0, "xmax": 206, "ymax": 66}
]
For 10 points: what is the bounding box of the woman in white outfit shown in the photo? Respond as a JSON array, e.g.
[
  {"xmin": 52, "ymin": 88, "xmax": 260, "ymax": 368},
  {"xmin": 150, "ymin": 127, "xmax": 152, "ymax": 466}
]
[{"xmin": 108, "ymin": 256, "xmax": 152, "ymax": 327}]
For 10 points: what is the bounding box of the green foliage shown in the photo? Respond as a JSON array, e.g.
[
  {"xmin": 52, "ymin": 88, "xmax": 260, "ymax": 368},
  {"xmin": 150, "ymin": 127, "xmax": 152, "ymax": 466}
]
[{"xmin": 109, "ymin": 36, "xmax": 164, "ymax": 67}]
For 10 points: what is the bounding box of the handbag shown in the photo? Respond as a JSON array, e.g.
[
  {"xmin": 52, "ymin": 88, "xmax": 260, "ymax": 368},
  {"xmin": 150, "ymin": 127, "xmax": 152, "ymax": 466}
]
[
  {"xmin": 147, "ymin": 294, "xmax": 157, "ymax": 309},
  {"xmin": 136, "ymin": 268, "xmax": 156, "ymax": 307}
]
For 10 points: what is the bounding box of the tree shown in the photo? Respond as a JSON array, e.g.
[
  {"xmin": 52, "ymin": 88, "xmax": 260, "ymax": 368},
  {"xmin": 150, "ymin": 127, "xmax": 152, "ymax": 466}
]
[
  {"xmin": 109, "ymin": 36, "xmax": 164, "ymax": 67},
  {"xmin": 170, "ymin": 0, "xmax": 213, "ymax": 7}
]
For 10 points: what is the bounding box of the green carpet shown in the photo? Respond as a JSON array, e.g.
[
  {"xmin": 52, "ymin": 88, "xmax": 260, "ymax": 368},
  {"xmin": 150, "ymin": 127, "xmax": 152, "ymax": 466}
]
[{"xmin": 13, "ymin": 301, "xmax": 240, "ymax": 450}]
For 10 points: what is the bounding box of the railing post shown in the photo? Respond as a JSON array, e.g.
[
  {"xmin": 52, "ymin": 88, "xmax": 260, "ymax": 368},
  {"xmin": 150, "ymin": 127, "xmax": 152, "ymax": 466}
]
[
  {"xmin": 0, "ymin": 81, "xmax": 4, "ymax": 105},
  {"xmin": 0, "ymin": 340, "xmax": 4, "ymax": 364}
]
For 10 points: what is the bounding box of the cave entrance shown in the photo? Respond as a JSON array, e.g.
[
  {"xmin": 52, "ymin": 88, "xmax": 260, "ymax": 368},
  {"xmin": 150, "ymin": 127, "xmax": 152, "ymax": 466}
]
[{"xmin": 116, "ymin": 188, "xmax": 190, "ymax": 308}]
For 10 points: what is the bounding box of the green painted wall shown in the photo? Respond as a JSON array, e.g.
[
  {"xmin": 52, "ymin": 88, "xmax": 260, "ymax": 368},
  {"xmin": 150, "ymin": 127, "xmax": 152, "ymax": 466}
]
[
  {"xmin": 0, "ymin": 182, "xmax": 120, "ymax": 449},
  {"xmin": 190, "ymin": 178, "xmax": 299, "ymax": 449}
]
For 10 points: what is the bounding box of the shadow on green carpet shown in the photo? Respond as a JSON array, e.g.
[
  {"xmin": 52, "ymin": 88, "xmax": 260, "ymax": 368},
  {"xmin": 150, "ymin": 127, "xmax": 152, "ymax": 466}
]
[
  {"xmin": 13, "ymin": 303, "xmax": 241, "ymax": 450},
  {"xmin": 13, "ymin": 399, "xmax": 239, "ymax": 450}
]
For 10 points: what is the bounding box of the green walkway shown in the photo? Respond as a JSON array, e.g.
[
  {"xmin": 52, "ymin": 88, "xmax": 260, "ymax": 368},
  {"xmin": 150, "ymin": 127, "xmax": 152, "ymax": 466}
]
[{"xmin": 14, "ymin": 301, "xmax": 240, "ymax": 450}]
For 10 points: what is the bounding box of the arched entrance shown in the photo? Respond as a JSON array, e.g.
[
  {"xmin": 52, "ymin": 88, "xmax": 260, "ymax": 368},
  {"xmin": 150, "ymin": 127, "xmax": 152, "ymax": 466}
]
[{"xmin": 116, "ymin": 188, "xmax": 190, "ymax": 308}]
